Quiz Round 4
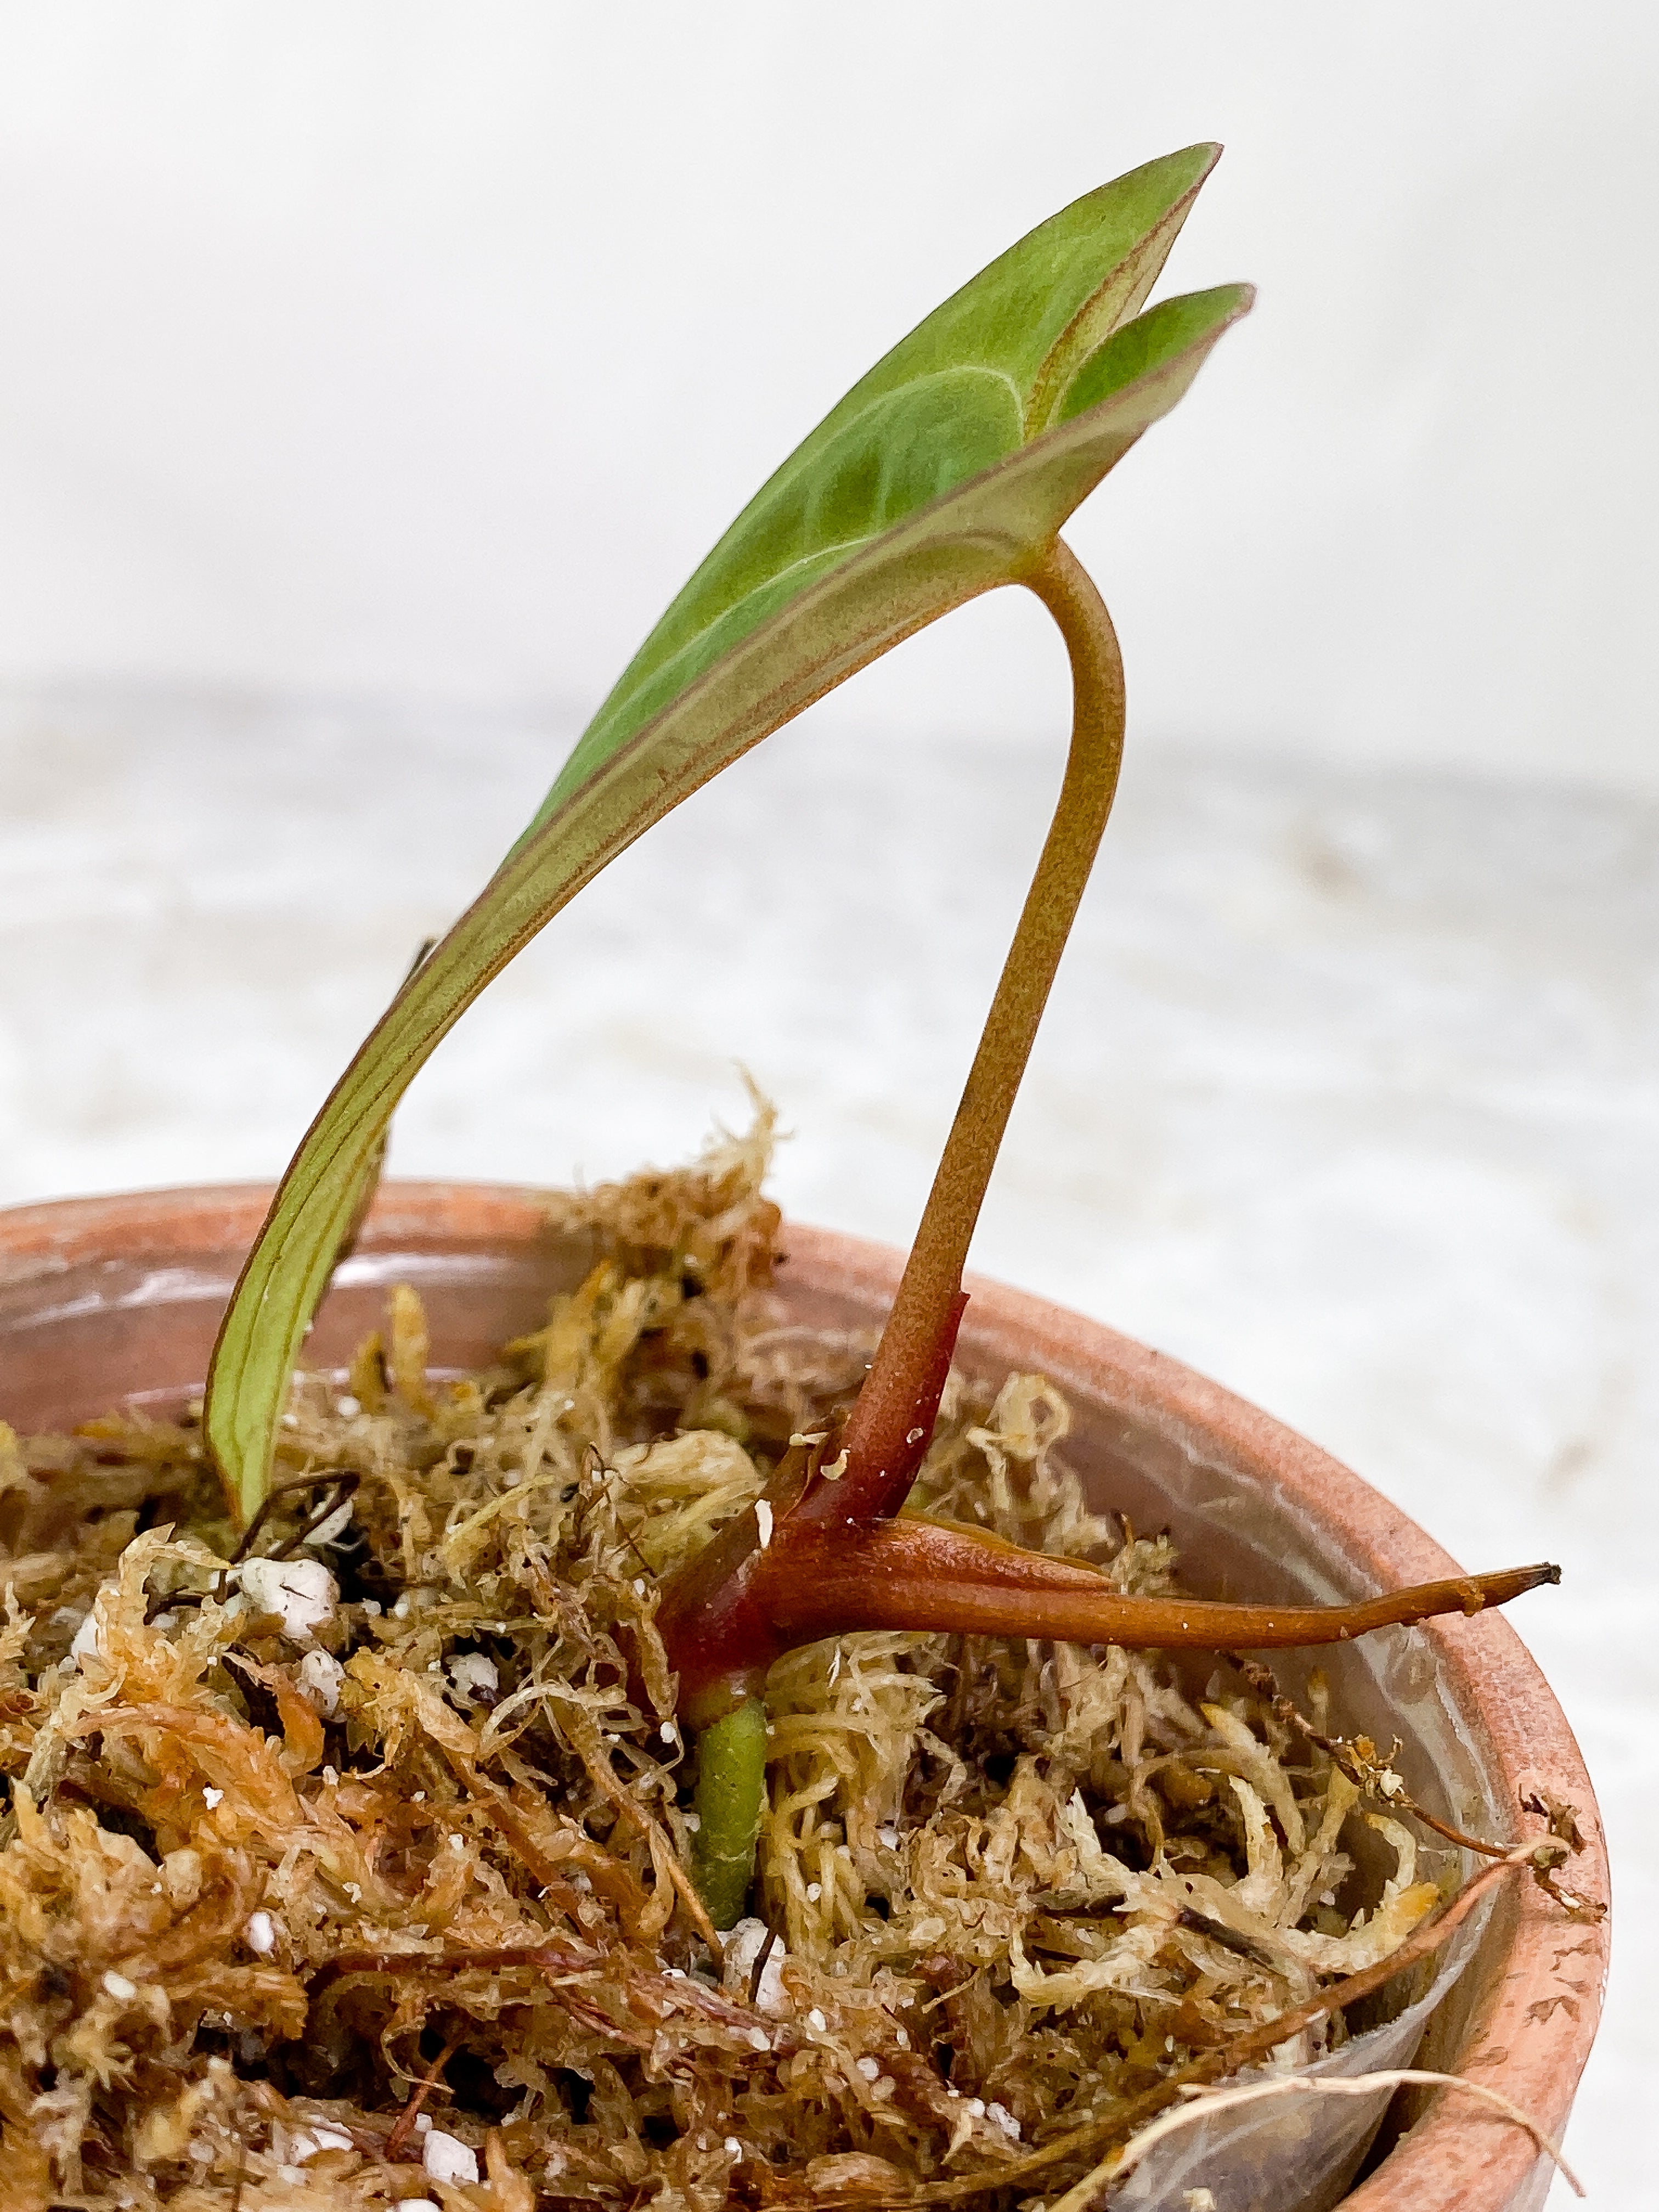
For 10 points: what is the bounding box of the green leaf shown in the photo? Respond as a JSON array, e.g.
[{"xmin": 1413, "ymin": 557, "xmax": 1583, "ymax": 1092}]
[
  {"xmin": 527, "ymin": 141, "xmax": 1222, "ymax": 838},
  {"xmin": 205, "ymin": 148, "xmax": 1252, "ymax": 1522}
]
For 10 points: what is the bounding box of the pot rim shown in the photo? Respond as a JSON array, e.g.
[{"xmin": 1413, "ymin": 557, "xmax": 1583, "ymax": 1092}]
[{"xmin": 0, "ymin": 1178, "xmax": 1610, "ymax": 2211}]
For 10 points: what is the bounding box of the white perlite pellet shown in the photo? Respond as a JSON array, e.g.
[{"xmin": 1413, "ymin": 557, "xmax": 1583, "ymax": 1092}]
[
  {"xmin": 422, "ymin": 2131, "xmax": 478, "ymax": 2185},
  {"xmin": 298, "ymin": 1647, "xmax": 344, "ymax": 1715},
  {"xmin": 238, "ymin": 1555, "xmax": 337, "ymax": 1641}
]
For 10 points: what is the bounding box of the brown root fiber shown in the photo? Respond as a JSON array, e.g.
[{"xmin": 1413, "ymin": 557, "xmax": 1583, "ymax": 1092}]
[{"xmin": 0, "ymin": 1114, "xmax": 1560, "ymax": 2210}]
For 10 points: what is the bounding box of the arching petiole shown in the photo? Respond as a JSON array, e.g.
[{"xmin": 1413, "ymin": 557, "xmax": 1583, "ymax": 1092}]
[{"xmin": 824, "ymin": 539, "xmax": 1127, "ymax": 1521}]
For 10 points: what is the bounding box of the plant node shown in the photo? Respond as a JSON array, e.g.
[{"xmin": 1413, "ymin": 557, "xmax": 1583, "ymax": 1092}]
[{"xmin": 652, "ymin": 541, "xmax": 1560, "ymax": 1923}]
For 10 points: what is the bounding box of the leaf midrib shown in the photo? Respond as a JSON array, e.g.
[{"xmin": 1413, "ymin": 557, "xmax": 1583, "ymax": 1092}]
[{"xmin": 597, "ymin": 360, "xmax": 1029, "ymax": 724}]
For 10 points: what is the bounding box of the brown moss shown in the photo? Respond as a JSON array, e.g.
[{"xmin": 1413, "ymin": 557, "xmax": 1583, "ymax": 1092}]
[{"xmin": 0, "ymin": 1116, "xmax": 1443, "ymax": 2211}]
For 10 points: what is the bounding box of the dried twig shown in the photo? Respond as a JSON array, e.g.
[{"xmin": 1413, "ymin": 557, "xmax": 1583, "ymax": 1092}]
[
  {"xmin": 747, "ymin": 1922, "xmax": 780, "ymax": 2007},
  {"xmin": 1229, "ymin": 1653, "xmax": 1510, "ymax": 1854},
  {"xmin": 229, "ymin": 1469, "xmax": 361, "ymax": 1567},
  {"xmin": 1233, "ymin": 1656, "xmax": 1606, "ymax": 1921},
  {"xmin": 384, "ymin": 2032, "xmax": 459, "ymax": 2160}
]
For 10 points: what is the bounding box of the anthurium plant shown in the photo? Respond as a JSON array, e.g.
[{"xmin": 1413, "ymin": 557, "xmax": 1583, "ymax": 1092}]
[{"xmin": 204, "ymin": 146, "xmax": 1555, "ymax": 1926}]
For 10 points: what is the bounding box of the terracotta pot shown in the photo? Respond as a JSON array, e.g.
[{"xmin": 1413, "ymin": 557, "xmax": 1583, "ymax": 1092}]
[{"xmin": 0, "ymin": 1181, "xmax": 1608, "ymax": 2211}]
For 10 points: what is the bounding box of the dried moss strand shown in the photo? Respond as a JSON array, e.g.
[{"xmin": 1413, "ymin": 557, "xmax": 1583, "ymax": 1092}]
[
  {"xmin": 306, "ymin": 1942, "xmax": 595, "ymax": 2005},
  {"xmin": 837, "ymin": 538, "xmax": 1125, "ymax": 1513},
  {"xmin": 849, "ymin": 1844, "xmax": 1554, "ymax": 2209},
  {"xmin": 1229, "ymin": 1654, "xmax": 1515, "ymax": 1859},
  {"xmin": 2, "ymin": 1148, "xmax": 1588, "ymax": 2211},
  {"xmin": 690, "ymin": 1695, "xmax": 769, "ymax": 1929}
]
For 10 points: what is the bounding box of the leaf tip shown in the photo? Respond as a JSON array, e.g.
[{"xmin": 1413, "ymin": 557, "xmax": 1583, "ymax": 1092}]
[{"xmin": 1170, "ymin": 140, "xmax": 1224, "ymax": 188}]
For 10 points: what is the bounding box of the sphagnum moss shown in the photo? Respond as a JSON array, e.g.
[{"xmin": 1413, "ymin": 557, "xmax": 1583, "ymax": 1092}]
[{"xmin": 0, "ymin": 1121, "xmax": 1566, "ymax": 2212}]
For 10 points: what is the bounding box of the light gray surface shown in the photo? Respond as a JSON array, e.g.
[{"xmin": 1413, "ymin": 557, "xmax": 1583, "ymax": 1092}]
[{"xmin": 1, "ymin": 687, "xmax": 1650, "ymax": 2203}]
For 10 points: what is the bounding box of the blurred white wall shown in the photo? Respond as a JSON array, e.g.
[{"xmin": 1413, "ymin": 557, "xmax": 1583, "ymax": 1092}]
[{"xmin": 1, "ymin": 1, "xmax": 1654, "ymax": 791}]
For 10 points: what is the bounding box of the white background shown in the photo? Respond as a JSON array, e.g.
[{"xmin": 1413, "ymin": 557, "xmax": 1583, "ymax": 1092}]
[
  {"xmin": 1, "ymin": 2, "xmax": 1656, "ymax": 789},
  {"xmin": 1, "ymin": 9, "xmax": 1654, "ymax": 2207}
]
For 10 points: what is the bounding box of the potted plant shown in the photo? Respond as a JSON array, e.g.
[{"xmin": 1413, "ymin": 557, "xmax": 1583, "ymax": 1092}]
[{"xmin": 0, "ymin": 147, "xmax": 1605, "ymax": 2211}]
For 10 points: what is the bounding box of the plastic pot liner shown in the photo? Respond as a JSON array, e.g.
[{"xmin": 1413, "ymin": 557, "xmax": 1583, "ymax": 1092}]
[{"xmin": 1112, "ymin": 1897, "xmax": 1489, "ymax": 2212}]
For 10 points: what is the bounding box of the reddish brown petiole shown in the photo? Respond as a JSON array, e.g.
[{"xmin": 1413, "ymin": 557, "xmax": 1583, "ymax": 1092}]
[
  {"xmin": 658, "ymin": 538, "xmax": 1128, "ymax": 1719},
  {"xmin": 651, "ymin": 534, "xmax": 1562, "ymax": 1922},
  {"xmin": 827, "ymin": 540, "xmax": 1124, "ymax": 1523},
  {"xmin": 751, "ymin": 1521, "xmax": 1559, "ymax": 1652},
  {"xmin": 659, "ymin": 1500, "xmax": 1559, "ymax": 1723}
]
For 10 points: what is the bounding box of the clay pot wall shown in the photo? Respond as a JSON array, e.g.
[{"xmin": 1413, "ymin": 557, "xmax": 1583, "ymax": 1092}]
[{"xmin": 0, "ymin": 1182, "xmax": 1609, "ymax": 2210}]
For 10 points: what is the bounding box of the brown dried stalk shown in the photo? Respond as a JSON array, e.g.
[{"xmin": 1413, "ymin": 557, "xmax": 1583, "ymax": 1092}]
[{"xmin": 1232, "ymin": 1655, "xmax": 1606, "ymax": 1921}]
